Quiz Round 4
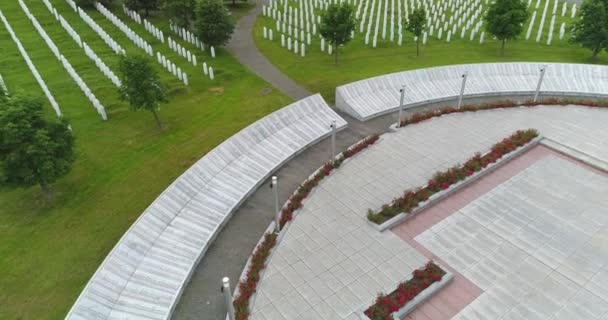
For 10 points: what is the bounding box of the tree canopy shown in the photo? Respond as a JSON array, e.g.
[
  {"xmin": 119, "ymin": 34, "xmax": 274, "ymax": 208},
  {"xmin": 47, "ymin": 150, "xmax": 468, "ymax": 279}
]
[
  {"xmin": 194, "ymin": 0, "xmax": 235, "ymax": 47},
  {"xmin": 161, "ymin": 0, "xmax": 196, "ymax": 29},
  {"xmin": 0, "ymin": 96, "xmax": 74, "ymax": 198},
  {"xmin": 124, "ymin": 0, "xmax": 159, "ymax": 17},
  {"xmin": 118, "ymin": 55, "xmax": 168, "ymax": 129},
  {"xmin": 405, "ymin": 7, "xmax": 426, "ymax": 56},
  {"xmin": 571, "ymin": 0, "xmax": 608, "ymax": 59},
  {"xmin": 319, "ymin": 2, "xmax": 357, "ymax": 65},
  {"xmin": 484, "ymin": 0, "xmax": 529, "ymax": 55}
]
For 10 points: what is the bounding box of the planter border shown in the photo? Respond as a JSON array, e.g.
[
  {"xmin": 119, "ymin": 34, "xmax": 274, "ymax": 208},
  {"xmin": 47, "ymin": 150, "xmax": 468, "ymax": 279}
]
[
  {"xmin": 356, "ymin": 263, "xmax": 454, "ymax": 320},
  {"xmin": 368, "ymin": 135, "xmax": 543, "ymax": 232},
  {"xmin": 231, "ymin": 134, "xmax": 381, "ymax": 320},
  {"xmin": 393, "ymin": 98, "xmax": 608, "ymax": 129},
  {"xmin": 540, "ymin": 138, "xmax": 608, "ymax": 173}
]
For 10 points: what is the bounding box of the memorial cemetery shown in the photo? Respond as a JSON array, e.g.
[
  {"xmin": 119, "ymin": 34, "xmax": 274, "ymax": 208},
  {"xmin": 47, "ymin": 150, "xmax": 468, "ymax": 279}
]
[
  {"xmin": 255, "ymin": 0, "xmax": 606, "ymax": 99},
  {"xmin": 2, "ymin": 0, "xmax": 608, "ymax": 319}
]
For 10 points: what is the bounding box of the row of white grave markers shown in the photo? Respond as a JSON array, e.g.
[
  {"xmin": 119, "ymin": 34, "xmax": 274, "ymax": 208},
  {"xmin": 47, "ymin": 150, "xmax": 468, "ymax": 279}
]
[
  {"xmin": 156, "ymin": 52, "xmax": 190, "ymax": 85},
  {"xmin": 362, "ymin": 0, "xmax": 485, "ymax": 45},
  {"xmin": 536, "ymin": 0, "xmax": 549, "ymax": 42},
  {"xmin": 143, "ymin": 19, "xmax": 165, "ymax": 43},
  {"xmin": 276, "ymin": 33, "xmax": 307, "ymax": 57},
  {"xmin": 99, "ymin": 3, "xmax": 204, "ymax": 81},
  {"xmin": 0, "ymin": 10, "xmax": 62, "ymax": 117},
  {"xmin": 43, "ymin": 0, "xmax": 121, "ymax": 87},
  {"xmin": 42, "ymin": 0, "xmax": 54, "ymax": 14},
  {"xmin": 0, "ymin": 74, "xmax": 11, "ymax": 99},
  {"xmin": 60, "ymin": 55, "xmax": 107, "ymax": 119},
  {"xmin": 169, "ymin": 22, "xmax": 215, "ymax": 58},
  {"xmin": 169, "ymin": 22, "xmax": 200, "ymax": 47},
  {"xmin": 84, "ymin": 42, "xmax": 122, "ymax": 88},
  {"xmin": 263, "ymin": 27, "xmax": 276, "ymax": 41},
  {"xmin": 527, "ymin": 0, "xmax": 572, "ymax": 42},
  {"xmin": 18, "ymin": 0, "xmax": 61, "ymax": 59},
  {"xmin": 0, "ymin": 73, "xmax": 9, "ymax": 96},
  {"xmin": 264, "ymin": 0, "xmax": 572, "ymax": 51},
  {"xmin": 202, "ymin": 62, "xmax": 215, "ymax": 80},
  {"xmin": 78, "ymin": 6, "xmax": 125, "ymax": 54},
  {"xmin": 168, "ymin": 38, "xmax": 198, "ymax": 66},
  {"xmin": 65, "ymin": 0, "xmax": 77, "ymax": 12},
  {"xmin": 59, "ymin": 15, "xmax": 82, "ymax": 47},
  {"xmin": 122, "ymin": 4, "xmax": 142, "ymax": 24},
  {"xmin": 19, "ymin": 0, "xmax": 107, "ymax": 120},
  {"xmin": 95, "ymin": 2, "xmax": 153, "ymax": 56}
]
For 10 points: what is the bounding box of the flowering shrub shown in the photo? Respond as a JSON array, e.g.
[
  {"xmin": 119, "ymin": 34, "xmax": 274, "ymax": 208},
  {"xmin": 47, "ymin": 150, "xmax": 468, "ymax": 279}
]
[
  {"xmin": 280, "ymin": 134, "xmax": 379, "ymax": 228},
  {"xmin": 233, "ymin": 134, "xmax": 380, "ymax": 320},
  {"xmin": 233, "ymin": 232, "xmax": 277, "ymax": 320},
  {"xmin": 367, "ymin": 129, "xmax": 538, "ymax": 224},
  {"xmin": 399, "ymin": 98, "xmax": 608, "ymax": 127},
  {"xmin": 364, "ymin": 261, "xmax": 445, "ymax": 320}
]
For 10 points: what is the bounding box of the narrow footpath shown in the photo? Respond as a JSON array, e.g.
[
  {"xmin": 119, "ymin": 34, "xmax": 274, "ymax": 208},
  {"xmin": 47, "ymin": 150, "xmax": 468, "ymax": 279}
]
[
  {"xmin": 225, "ymin": 0, "xmax": 312, "ymax": 100},
  {"xmin": 171, "ymin": 111, "xmax": 396, "ymax": 320}
]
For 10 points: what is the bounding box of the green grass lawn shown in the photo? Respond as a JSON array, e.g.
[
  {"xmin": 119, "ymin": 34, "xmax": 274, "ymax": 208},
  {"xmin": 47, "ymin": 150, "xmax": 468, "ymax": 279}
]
[
  {"xmin": 254, "ymin": 12, "xmax": 608, "ymax": 103},
  {"xmin": 0, "ymin": 1, "xmax": 290, "ymax": 319}
]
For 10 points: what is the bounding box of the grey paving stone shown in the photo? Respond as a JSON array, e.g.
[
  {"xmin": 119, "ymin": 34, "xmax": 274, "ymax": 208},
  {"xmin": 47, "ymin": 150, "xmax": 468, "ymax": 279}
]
[
  {"xmin": 254, "ymin": 105, "xmax": 608, "ymax": 319},
  {"xmin": 66, "ymin": 95, "xmax": 347, "ymax": 320}
]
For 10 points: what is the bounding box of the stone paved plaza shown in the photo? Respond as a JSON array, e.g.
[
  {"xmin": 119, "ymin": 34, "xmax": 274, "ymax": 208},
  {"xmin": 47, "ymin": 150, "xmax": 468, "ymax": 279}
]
[
  {"xmin": 250, "ymin": 105, "xmax": 608, "ymax": 320},
  {"xmin": 417, "ymin": 155, "xmax": 608, "ymax": 320}
]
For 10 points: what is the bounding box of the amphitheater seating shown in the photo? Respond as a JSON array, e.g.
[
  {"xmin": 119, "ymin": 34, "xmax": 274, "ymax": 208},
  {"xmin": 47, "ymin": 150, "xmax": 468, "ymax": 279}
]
[
  {"xmin": 335, "ymin": 62, "xmax": 608, "ymax": 120},
  {"xmin": 65, "ymin": 94, "xmax": 346, "ymax": 320}
]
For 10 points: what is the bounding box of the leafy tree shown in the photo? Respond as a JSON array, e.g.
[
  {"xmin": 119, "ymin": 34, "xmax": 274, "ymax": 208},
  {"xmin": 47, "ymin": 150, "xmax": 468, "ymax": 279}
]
[
  {"xmin": 405, "ymin": 7, "xmax": 426, "ymax": 56},
  {"xmin": 194, "ymin": 0, "xmax": 235, "ymax": 47},
  {"xmin": 125, "ymin": 0, "xmax": 159, "ymax": 17},
  {"xmin": 484, "ymin": 0, "xmax": 529, "ymax": 55},
  {"xmin": 118, "ymin": 55, "xmax": 168, "ymax": 129},
  {"xmin": 319, "ymin": 3, "xmax": 357, "ymax": 65},
  {"xmin": 0, "ymin": 96, "xmax": 75, "ymax": 199},
  {"xmin": 570, "ymin": 0, "xmax": 608, "ymax": 59},
  {"xmin": 161, "ymin": 0, "xmax": 196, "ymax": 28}
]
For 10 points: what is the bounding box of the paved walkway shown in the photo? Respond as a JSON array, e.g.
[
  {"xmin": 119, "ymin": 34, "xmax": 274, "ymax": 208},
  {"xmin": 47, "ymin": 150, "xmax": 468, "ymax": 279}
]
[
  {"xmin": 393, "ymin": 146, "xmax": 587, "ymax": 319},
  {"xmin": 226, "ymin": 0, "xmax": 311, "ymax": 100},
  {"xmin": 171, "ymin": 112, "xmax": 393, "ymax": 320},
  {"xmin": 171, "ymin": 97, "xmax": 513, "ymax": 320},
  {"xmin": 412, "ymin": 154, "xmax": 608, "ymax": 320},
  {"xmin": 249, "ymin": 105, "xmax": 608, "ymax": 320}
]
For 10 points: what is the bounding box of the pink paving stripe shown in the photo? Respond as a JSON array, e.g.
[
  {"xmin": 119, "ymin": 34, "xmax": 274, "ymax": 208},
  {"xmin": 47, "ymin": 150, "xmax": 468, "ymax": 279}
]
[{"xmin": 390, "ymin": 145, "xmax": 587, "ymax": 320}]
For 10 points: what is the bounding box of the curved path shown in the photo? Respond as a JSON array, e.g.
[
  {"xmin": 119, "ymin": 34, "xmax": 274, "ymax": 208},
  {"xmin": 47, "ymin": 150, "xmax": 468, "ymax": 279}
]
[
  {"xmin": 171, "ymin": 111, "xmax": 392, "ymax": 320},
  {"xmin": 226, "ymin": 0, "xmax": 311, "ymax": 100},
  {"xmin": 250, "ymin": 105, "xmax": 608, "ymax": 319}
]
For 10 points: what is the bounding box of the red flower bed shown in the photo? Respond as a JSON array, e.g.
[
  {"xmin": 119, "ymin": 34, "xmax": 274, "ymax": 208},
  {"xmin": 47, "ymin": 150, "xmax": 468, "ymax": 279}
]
[
  {"xmin": 279, "ymin": 133, "xmax": 379, "ymax": 228},
  {"xmin": 233, "ymin": 232, "xmax": 277, "ymax": 320},
  {"xmin": 368, "ymin": 129, "xmax": 538, "ymax": 224},
  {"xmin": 233, "ymin": 134, "xmax": 380, "ymax": 320},
  {"xmin": 364, "ymin": 261, "xmax": 446, "ymax": 320},
  {"xmin": 399, "ymin": 98, "xmax": 606, "ymax": 127}
]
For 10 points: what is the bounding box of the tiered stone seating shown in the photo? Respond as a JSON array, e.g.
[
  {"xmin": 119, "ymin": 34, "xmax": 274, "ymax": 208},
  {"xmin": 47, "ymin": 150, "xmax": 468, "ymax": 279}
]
[
  {"xmin": 335, "ymin": 62, "xmax": 608, "ymax": 120},
  {"xmin": 65, "ymin": 94, "xmax": 347, "ymax": 320}
]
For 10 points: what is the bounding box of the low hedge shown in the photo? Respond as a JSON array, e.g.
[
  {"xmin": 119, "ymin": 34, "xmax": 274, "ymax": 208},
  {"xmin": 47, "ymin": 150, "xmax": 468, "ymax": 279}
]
[
  {"xmin": 364, "ymin": 261, "xmax": 446, "ymax": 320},
  {"xmin": 399, "ymin": 98, "xmax": 607, "ymax": 127},
  {"xmin": 233, "ymin": 134, "xmax": 380, "ymax": 320},
  {"xmin": 367, "ymin": 129, "xmax": 539, "ymax": 224}
]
